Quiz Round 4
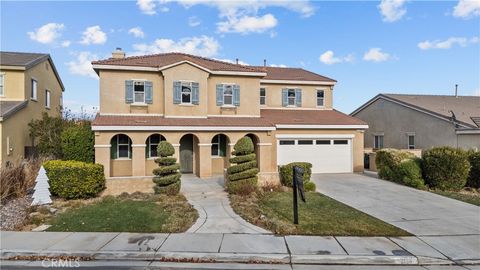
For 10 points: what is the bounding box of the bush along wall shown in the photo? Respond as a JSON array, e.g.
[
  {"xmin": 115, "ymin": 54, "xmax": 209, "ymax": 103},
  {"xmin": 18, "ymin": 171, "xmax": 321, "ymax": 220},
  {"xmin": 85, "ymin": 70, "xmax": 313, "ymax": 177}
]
[
  {"xmin": 466, "ymin": 150, "xmax": 480, "ymax": 188},
  {"xmin": 44, "ymin": 160, "xmax": 105, "ymax": 199},
  {"xmin": 152, "ymin": 141, "xmax": 181, "ymax": 195},
  {"xmin": 279, "ymin": 162, "xmax": 316, "ymax": 191},
  {"xmin": 60, "ymin": 122, "xmax": 95, "ymax": 163},
  {"xmin": 375, "ymin": 149, "xmax": 424, "ymax": 189},
  {"xmin": 226, "ymin": 137, "xmax": 258, "ymax": 194},
  {"xmin": 422, "ymin": 147, "xmax": 470, "ymax": 191}
]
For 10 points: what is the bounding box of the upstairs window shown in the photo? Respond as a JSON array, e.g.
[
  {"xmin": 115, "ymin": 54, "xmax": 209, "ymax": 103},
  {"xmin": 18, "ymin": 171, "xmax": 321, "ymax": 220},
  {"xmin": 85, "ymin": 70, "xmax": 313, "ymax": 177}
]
[
  {"xmin": 181, "ymin": 82, "xmax": 192, "ymax": 104},
  {"xmin": 0, "ymin": 73, "xmax": 4, "ymax": 96},
  {"xmin": 216, "ymin": 84, "xmax": 240, "ymax": 106},
  {"xmin": 282, "ymin": 88, "xmax": 301, "ymax": 107},
  {"xmin": 408, "ymin": 134, "xmax": 415, "ymax": 149},
  {"xmin": 260, "ymin": 88, "xmax": 266, "ymax": 105},
  {"xmin": 125, "ymin": 80, "xmax": 152, "ymax": 104},
  {"xmin": 31, "ymin": 79, "xmax": 37, "ymax": 100},
  {"xmin": 223, "ymin": 85, "xmax": 233, "ymax": 105},
  {"xmin": 134, "ymin": 81, "xmax": 145, "ymax": 103},
  {"xmin": 317, "ymin": 90, "xmax": 325, "ymax": 107},
  {"xmin": 45, "ymin": 90, "xmax": 51, "ymax": 108},
  {"xmin": 374, "ymin": 135, "xmax": 384, "ymax": 149},
  {"xmin": 288, "ymin": 89, "xmax": 296, "ymax": 106}
]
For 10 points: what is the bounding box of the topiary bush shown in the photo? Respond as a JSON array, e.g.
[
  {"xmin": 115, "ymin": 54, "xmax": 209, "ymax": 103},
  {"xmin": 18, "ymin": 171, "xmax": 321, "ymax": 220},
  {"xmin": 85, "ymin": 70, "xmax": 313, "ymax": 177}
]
[
  {"xmin": 61, "ymin": 122, "xmax": 95, "ymax": 163},
  {"xmin": 304, "ymin": 181, "xmax": 316, "ymax": 192},
  {"xmin": 44, "ymin": 160, "xmax": 105, "ymax": 199},
  {"xmin": 226, "ymin": 137, "xmax": 258, "ymax": 194},
  {"xmin": 466, "ymin": 151, "xmax": 480, "ymax": 188},
  {"xmin": 422, "ymin": 146, "xmax": 470, "ymax": 191},
  {"xmin": 279, "ymin": 162, "xmax": 312, "ymax": 187},
  {"xmin": 152, "ymin": 141, "xmax": 181, "ymax": 195},
  {"xmin": 376, "ymin": 149, "xmax": 424, "ymax": 189}
]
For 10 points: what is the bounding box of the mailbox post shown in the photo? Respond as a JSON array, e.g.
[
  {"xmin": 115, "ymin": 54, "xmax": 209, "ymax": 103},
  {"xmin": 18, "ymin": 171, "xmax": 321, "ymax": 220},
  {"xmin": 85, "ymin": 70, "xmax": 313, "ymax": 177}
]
[{"xmin": 292, "ymin": 165, "xmax": 306, "ymax": 224}]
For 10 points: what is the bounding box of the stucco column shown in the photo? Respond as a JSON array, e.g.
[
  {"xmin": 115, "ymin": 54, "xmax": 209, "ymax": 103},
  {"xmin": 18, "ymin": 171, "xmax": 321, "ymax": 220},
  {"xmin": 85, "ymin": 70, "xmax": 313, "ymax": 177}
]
[
  {"xmin": 257, "ymin": 143, "xmax": 274, "ymax": 173},
  {"xmin": 132, "ymin": 144, "xmax": 146, "ymax": 176},
  {"xmin": 172, "ymin": 144, "xmax": 180, "ymax": 162},
  {"xmin": 94, "ymin": 145, "xmax": 111, "ymax": 178},
  {"xmin": 198, "ymin": 143, "xmax": 212, "ymax": 178}
]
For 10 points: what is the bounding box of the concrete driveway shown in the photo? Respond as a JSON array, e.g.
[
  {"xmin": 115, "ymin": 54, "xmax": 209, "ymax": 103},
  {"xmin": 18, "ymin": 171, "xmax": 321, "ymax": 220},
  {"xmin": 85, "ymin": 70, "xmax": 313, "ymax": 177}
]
[{"xmin": 311, "ymin": 173, "xmax": 480, "ymax": 261}]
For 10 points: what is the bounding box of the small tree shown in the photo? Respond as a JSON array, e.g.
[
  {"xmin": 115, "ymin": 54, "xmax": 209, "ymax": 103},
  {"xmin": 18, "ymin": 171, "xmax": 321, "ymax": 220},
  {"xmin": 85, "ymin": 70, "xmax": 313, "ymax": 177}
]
[
  {"xmin": 29, "ymin": 112, "xmax": 68, "ymax": 159},
  {"xmin": 61, "ymin": 121, "xmax": 95, "ymax": 163},
  {"xmin": 226, "ymin": 137, "xmax": 258, "ymax": 194},
  {"xmin": 152, "ymin": 141, "xmax": 181, "ymax": 195}
]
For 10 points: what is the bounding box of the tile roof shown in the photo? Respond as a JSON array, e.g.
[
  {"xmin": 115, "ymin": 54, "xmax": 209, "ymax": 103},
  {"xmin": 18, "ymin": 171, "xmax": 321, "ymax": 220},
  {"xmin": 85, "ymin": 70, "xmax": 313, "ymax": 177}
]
[
  {"xmin": 92, "ymin": 109, "xmax": 366, "ymax": 128},
  {"xmin": 254, "ymin": 66, "xmax": 336, "ymax": 82},
  {"xmin": 0, "ymin": 101, "xmax": 28, "ymax": 121},
  {"xmin": 0, "ymin": 51, "xmax": 49, "ymax": 68},
  {"xmin": 382, "ymin": 94, "xmax": 480, "ymax": 128}
]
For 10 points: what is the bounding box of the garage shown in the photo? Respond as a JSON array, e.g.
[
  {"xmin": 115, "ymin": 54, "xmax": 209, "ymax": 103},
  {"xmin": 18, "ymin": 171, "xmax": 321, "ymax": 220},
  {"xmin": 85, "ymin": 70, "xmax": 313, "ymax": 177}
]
[{"xmin": 276, "ymin": 135, "xmax": 353, "ymax": 173}]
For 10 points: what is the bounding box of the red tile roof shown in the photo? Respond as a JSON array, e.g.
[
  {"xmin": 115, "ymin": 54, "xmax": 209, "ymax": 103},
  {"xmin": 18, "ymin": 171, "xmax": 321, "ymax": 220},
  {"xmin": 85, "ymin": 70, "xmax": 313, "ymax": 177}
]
[
  {"xmin": 254, "ymin": 66, "xmax": 336, "ymax": 82},
  {"xmin": 261, "ymin": 109, "xmax": 367, "ymax": 126}
]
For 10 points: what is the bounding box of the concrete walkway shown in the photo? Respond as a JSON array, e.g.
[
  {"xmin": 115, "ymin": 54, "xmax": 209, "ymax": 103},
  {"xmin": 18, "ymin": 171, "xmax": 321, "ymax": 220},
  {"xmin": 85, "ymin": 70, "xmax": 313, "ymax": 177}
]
[
  {"xmin": 180, "ymin": 174, "xmax": 269, "ymax": 234},
  {"xmin": 311, "ymin": 173, "xmax": 480, "ymax": 262}
]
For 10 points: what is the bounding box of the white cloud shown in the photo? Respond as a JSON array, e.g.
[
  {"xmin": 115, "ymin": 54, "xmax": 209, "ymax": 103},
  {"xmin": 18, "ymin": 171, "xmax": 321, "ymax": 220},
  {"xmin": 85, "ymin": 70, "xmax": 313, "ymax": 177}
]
[
  {"xmin": 61, "ymin": 40, "xmax": 71, "ymax": 48},
  {"xmin": 363, "ymin": 48, "xmax": 391, "ymax": 62},
  {"xmin": 63, "ymin": 100, "xmax": 99, "ymax": 116},
  {"xmin": 128, "ymin": 27, "xmax": 145, "ymax": 38},
  {"xmin": 66, "ymin": 52, "xmax": 98, "ymax": 79},
  {"xmin": 80, "ymin": 26, "xmax": 107, "ymax": 45},
  {"xmin": 378, "ymin": 0, "xmax": 407, "ymax": 22},
  {"xmin": 132, "ymin": 35, "xmax": 220, "ymax": 57},
  {"xmin": 214, "ymin": 58, "xmax": 249, "ymax": 65},
  {"xmin": 188, "ymin": 16, "xmax": 201, "ymax": 27},
  {"xmin": 217, "ymin": 14, "xmax": 277, "ymax": 34},
  {"xmin": 319, "ymin": 50, "xmax": 354, "ymax": 65},
  {"xmin": 453, "ymin": 0, "xmax": 480, "ymax": 18},
  {"xmin": 418, "ymin": 36, "xmax": 479, "ymax": 50},
  {"xmin": 27, "ymin": 23, "xmax": 65, "ymax": 44},
  {"xmin": 137, "ymin": 0, "xmax": 157, "ymax": 15},
  {"xmin": 270, "ymin": 64, "xmax": 287, "ymax": 68}
]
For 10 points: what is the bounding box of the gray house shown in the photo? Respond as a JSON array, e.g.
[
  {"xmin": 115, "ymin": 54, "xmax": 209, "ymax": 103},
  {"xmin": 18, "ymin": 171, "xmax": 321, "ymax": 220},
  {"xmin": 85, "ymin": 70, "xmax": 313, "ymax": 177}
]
[{"xmin": 351, "ymin": 94, "xmax": 480, "ymax": 151}]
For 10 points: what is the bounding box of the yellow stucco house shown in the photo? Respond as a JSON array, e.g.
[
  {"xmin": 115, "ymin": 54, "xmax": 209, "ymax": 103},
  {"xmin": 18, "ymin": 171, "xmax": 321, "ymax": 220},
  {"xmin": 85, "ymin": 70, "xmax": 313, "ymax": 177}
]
[
  {"xmin": 92, "ymin": 49, "xmax": 367, "ymax": 193},
  {"xmin": 0, "ymin": 52, "xmax": 64, "ymax": 167}
]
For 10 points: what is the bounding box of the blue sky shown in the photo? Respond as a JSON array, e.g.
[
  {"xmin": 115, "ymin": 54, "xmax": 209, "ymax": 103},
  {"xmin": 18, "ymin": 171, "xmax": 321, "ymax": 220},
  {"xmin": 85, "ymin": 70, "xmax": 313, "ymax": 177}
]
[{"xmin": 1, "ymin": 0, "xmax": 479, "ymax": 114}]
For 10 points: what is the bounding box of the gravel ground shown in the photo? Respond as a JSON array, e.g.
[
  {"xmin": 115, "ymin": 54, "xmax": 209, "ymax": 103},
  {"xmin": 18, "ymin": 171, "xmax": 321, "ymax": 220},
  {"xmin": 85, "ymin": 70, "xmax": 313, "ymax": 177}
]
[{"xmin": 0, "ymin": 195, "xmax": 32, "ymax": 231}]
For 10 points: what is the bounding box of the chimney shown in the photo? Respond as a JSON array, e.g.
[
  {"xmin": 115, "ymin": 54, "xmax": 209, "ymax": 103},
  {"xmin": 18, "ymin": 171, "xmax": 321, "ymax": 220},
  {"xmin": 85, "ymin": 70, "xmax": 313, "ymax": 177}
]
[
  {"xmin": 455, "ymin": 84, "xmax": 458, "ymax": 97},
  {"xmin": 263, "ymin": 59, "xmax": 267, "ymax": 67},
  {"xmin": 236, "ymin": 58, "xmax": 239, "ymax": 64},
  {"xmin": 112, "ymin": 47, "xmax": 125, "ymax": 59}
]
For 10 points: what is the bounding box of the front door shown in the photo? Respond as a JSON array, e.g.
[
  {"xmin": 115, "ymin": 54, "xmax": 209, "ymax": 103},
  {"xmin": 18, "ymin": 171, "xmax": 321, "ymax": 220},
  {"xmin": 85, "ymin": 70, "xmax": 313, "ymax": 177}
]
[{"xmin": 180, "ymin": 135, "xmax": 193, "ymax": 173}]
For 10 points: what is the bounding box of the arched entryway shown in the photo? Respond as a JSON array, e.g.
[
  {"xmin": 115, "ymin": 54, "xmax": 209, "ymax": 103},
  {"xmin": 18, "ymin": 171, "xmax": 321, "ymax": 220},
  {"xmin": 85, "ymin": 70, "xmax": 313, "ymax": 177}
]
[
  {"xmin": 179, "ymin": 134, "xmax": 199, "ymax": 174},
  {"xmin": 245, "ymin": 133, "xmax": 260, "ymax": 169}
]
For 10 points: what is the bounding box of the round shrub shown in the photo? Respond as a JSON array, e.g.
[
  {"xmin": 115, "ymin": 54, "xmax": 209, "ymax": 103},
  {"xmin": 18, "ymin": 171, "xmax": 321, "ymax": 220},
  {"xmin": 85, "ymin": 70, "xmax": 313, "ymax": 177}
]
[
  {"xmin": 44, "ymin": 160, "xmax": 105, "ymax": 199},
  {"xmin": 422, "ymin": 147, "xmax": 470, "ymax": 191},
  {"xmin": 232, "ymin": 137, "xmax": 255, "ymax": 156},
  {"xmin": 397, "ymin": 158, "xmax": 424, "ymax": 189},
  {"xmin": 226, "ymin": 137, "xmax": 258, "ymax": 194},
  {"xmin": 60, "ymin": 122, "xmax": 94, "ymax": 163},
  {"xmin": 304, "ymin": 181, "xmax": 316, "ymax": 192},
  {"xmin": 376, "ymin": 149, "xmax": 415, "ymax": 182},
  {"xmin": 152, "ymin": 141, "xmax": 181, "ymax": 195},
  {"xmin": 279, "ymin": 162, "xmax": 312, "ymax": 187},
  {"xmin": 466, "ymin": 151, "xmax": 480, "ymax": 188}
]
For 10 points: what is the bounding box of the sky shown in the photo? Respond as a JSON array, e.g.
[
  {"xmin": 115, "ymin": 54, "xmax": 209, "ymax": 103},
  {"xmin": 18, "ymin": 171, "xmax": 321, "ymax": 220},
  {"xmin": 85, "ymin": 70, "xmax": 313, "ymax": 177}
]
[{"xmin": 1, "ymin": 0, "xmax": 479, "ymax": 114}]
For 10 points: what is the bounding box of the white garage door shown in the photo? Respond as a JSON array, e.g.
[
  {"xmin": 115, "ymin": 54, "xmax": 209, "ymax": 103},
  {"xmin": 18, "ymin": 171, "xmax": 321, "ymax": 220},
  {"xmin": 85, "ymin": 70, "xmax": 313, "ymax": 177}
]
[{"xmin": 277, "ymin": 138, "xmax": 353, "ymax": 173}]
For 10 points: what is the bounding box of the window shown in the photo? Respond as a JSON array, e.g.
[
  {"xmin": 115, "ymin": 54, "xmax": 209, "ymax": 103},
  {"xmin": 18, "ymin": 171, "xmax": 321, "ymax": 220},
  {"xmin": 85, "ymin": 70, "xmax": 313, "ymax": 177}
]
[
  {"xmin": 134, "ymin": 81, "xmax": 145, "ymax": 103},
  {"xmin": 279, "ymin": 140, "xmax": 295, "ymax": 145},
  {"xmin": 45, "ymin": 90, "xmax": 51, "ymax": 108},
  {"xmin": 31, "ymin": 79, "xmax": 37, "ymax": 100},
  {"xmin": 181, "ymin": 82, "xmax": 192, "ymax": 104},
  {"xmin": 223, "ymin": 85, "xmax": 233, "ymax": 105},
  {"xmin": 260, "ymin": 88, "xmax": 266, "ymax": 105},
  {"xmin": 316, "ymin": 140, "xmax": 331, "ymax": 145},
  {"xmin": 374, "ymin": 135, "xmax": 384, "ymax": 149},
  {"xmin": 408, "ymin": 134, "xmax": 415, "ymax": 149},
  {"xmin": 334, "ymin": 140, "xmax": 348, "ymax": 145},
  {"xmin": 111, "ymin": 134, "xmax": 132, "ymax": 159},
  {"xmin": 0, "ymin": 73, "xmax": 4, "ymax": 96},
  {"xmin": 146, "ymin": 134, "xmax": 165, "ymax": 158},
  {"xmin": 317, "ymin": 90, "xmax": 324, "ymax": 106},
  {"xmin": 211, "ymin": 134, "xmax": 227, "ymax": 157},
  {"xmin": 298, "ymin": 140, "xmax": 313, "ymax": 145},
  {"xmin": 287, "ymin": 89, "xmax": 296, "ymax": 106}
]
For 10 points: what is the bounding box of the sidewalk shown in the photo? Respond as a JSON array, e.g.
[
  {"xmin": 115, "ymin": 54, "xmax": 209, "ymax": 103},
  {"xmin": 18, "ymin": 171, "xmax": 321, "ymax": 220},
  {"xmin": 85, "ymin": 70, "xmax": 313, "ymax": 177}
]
[{"xmin": 1, "ymin": 231, "xmax": 478, "ymax": 266}]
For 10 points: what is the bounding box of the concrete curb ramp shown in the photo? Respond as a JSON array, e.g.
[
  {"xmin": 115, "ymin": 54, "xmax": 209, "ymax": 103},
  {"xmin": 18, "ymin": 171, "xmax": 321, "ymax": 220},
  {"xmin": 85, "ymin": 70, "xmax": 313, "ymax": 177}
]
[{"xmin": 1, "ymin": 232, "xmax": 478, "ymax": 266}]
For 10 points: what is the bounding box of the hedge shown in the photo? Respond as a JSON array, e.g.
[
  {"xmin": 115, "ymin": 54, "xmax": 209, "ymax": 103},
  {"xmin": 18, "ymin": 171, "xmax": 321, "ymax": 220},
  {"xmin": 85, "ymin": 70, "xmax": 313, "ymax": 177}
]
[
  {"xmin": 375, "ymin": 149, "xmax": 424, "ymax": 189},
  {"xmin": 304, "ymin": 181, "xmax": 316, "ymax": 192},
  {"xmin": 152, "ymin": 141, "xmax": 181, "ymax": 195},
  {"xmin": 60, "ymin": 122, "xmax": 95, "ymax": 163},
  {"xmin": 422, "ymin": 147, "xmax": 470, "ymax": 191},
  {"xmin": 44, "ymin": 160, "xmax": 105, "ymax": 199},
  {"xmin": 279, "ymin": 162, "xmax": 312, "ymax": 187},
  {"xmin": 466, "ymin": 151, "xmax": 480, "ymax": 188},
  {"xmin": 226, "ymin": 137, "xmax": 258, "ymax": 194}
]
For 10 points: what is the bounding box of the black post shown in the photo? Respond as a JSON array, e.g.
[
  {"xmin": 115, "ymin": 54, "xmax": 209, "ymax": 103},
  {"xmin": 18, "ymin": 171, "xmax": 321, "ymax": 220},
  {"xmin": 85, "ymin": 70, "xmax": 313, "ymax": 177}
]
[{"xmin": 293, "ymin": 167, "xmax": 298, "ymax": 224}]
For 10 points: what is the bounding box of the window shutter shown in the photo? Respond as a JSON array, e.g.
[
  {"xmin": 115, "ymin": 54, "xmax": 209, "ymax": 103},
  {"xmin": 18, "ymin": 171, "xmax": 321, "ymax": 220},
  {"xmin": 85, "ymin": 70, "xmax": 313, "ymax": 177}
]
[
  {"xmin": 145, "ymin": 81, "xmax": 153, "ymax": 104},
  {"xmin": 110, "ymin": 138, "xmax": 117, "ymax": 159},
  {"xmin": 282, "ymin": 88, "xmax": 288, "ymax": 107},
  {"xmin": 173, "ymin": 81, "xmax": 181, "ymax": 104},
  {"xmin": 233, "ymin": 84, "xmax": 240, "ymax": 106},
  {"xmin": 125, "ymin": 80, "xmax": 134, "ymax": 104},
  {"xmin": 295, "ymin": 88, "xmax": 302, "ymax": 106},
  {"xmin": 192, "ymin": 82, "xmax": 200, "ymax": 105},
  {"xmin": 216, "ymin": 84, "xmax": 223, "ymax": 106}
]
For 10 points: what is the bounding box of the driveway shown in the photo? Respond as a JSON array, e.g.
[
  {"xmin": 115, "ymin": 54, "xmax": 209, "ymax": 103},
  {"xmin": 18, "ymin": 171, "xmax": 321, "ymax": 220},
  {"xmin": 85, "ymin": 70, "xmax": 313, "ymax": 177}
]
[
  {"xmin": 180, "ymin": 174, "xmax": 269, "ymax": 234},
  {"xmin": 311, "ymin": 173, "xmax": 480, "ymax": 261}
]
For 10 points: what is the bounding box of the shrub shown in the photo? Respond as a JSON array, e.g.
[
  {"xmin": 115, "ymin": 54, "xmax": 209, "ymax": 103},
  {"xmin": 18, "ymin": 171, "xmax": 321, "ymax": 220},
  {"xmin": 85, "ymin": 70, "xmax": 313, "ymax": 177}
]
[
  {"xmin": 466, "ymin": 151, "xmax": 480, "ymax": 188},
  {"xmin": 422, "ymin": 147, "xmax": 470, "ymax": 191},
  {"xmin": 304, "ymin": 181, "xmax": 316, "ymax": 192},
  {"xmin": 61, "ymin": 122, "xmax": 94, "ymax": 163},
  {"xmin": 44, "ymin": 160, "xmax": 105, "ymax": 199},
  {"xmin": 29, "ymin": 113, "xmax": 69, "ymax": 159},
  {"xmin": 152, "ymin": 141, "xmax": 181, "ymax": 195},
  {"xmin": 226, "ymin": 137, "xmax": 258, "ymax": 194},
  {"xmin": 376, "ymin": 149, "xmax": 425, "ymax": 188},
  {"xmin": 0, "ymin": 159, "xmax": 41, "ymax": 203},
  {"xmin": 396, "ymin": 158, "xmax": 424, "ymax": 189},
  {"xmin": 279, "ymin": 162, "xmax": 312, "ymax": 187}
]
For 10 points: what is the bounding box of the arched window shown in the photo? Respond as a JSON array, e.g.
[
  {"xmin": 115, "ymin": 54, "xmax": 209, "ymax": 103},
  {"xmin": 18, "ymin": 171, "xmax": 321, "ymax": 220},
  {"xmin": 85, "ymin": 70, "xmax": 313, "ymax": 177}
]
[
  {"xmin": 146, "ymin": 134, "xmax": 166, "ymax": 158},
  {"xmin": 211, "ymin": 134, "xmax": 227, "ymax": 157},
  {"xmin": 110, "ymin": 134, "xmax": 132, "ymax": 159}
]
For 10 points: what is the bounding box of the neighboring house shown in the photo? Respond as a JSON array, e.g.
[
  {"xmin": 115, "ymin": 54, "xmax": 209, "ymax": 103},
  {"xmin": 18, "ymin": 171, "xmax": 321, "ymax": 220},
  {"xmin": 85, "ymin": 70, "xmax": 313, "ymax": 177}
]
[
  {"xmin": 91, "ymin": 49, "xmax": 367, "ymax": 187},
  {"xmin": 0, "ymin": 52, "xmax": 64, "ymax": 166},
  {"xmin": 351, "ymin": 94, "xmax": 480, "ymax": 151}
]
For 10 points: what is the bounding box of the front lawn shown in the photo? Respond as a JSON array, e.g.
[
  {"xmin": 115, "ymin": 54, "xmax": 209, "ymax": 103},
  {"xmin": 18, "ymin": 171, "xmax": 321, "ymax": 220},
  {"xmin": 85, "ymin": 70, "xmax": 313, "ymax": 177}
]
[
  {"xmin": 231, "ymin": 191, "xmax": 410, "ymax": 236},
  {"xmin": 431, "ymin": 189, "xmax": 480, "ymax": 206},
  {"xmin": 27, "ymin": 193, "xmax": 197, "ymax": 233}
]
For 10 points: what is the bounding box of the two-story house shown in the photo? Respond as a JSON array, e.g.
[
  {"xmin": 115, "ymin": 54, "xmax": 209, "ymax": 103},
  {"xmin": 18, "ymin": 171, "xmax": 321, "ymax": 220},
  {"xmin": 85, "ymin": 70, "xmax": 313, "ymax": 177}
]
[
  {"xmin": 91, "ymin": 50, "xmax": 367, "ymax": 192},
  {"xmin": 0, "ymin": 52, "xmax": 64, "ymax": 166}
]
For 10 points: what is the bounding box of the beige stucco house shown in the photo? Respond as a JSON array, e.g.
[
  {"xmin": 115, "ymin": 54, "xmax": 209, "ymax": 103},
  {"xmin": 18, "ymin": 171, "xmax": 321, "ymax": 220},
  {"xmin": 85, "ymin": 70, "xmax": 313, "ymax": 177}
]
[
  {"xmin": 92, "ymin": 50, "xmax": 367, "ymax": 193},
  {"xmin": 0, "ymin": 52, "xmax": 64, "ymax": 167}
]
